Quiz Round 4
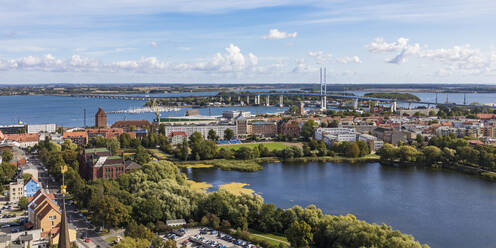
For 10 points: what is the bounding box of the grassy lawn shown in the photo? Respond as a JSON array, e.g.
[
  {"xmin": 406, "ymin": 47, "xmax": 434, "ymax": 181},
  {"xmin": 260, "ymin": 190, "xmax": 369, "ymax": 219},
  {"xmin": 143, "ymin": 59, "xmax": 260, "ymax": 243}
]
[
  {"xmin": 247, "ymin": 229, "xmax": 289, "ymax": 247},
  {"xmin": 219, "ymin": 142, "xmax": 299, "ymax": 151},
  {"xmin": 249, "ymin": 229, "xmax": 288, "ymax": 242},
  {"xmin": 147, "ymin": 149, "xmax": 168, "ymax": 160},
  {"xmin": 11, "ymin": 210, "xmax": 25, "ymax": 216},
  {"xmin": 104, "ymin": 236, "xmax": 117, "ymax": 243}
]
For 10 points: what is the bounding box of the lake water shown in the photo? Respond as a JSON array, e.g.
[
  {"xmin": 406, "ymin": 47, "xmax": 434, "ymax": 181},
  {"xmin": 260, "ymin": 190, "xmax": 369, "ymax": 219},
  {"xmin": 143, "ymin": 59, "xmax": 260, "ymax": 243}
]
[
  {"xmin": 2, "ymin": 91, "xmax": 496, "ymax": 247},
  {"xmin": 184, "ymin": 162, "xmax": 496, "ymax": 248}
]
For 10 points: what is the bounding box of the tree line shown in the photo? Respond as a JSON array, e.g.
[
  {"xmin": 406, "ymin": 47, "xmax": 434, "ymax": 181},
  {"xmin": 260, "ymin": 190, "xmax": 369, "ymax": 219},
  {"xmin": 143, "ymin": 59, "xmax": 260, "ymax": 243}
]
[
  {"xmin": 35, "ymin": 137, "xmax": 428, "ymax": 248},
  {"xmin": 377, "ymin": 134, "xmax": 496, "ymax": 172}
]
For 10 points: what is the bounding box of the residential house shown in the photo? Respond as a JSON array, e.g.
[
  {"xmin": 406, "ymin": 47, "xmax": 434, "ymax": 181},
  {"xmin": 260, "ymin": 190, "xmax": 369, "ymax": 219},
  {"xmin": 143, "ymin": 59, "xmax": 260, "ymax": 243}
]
[
  {"xmin": 86, "ymin": 128, "xmax": 123, "ymax": 139},
  {"xmin": 63, "ymin": 131, "xmax": 88, "ymax": 146},
  {"xmin": 25, "ymin": 177, "xmax": 41, "ymax": 197},
  {"xmin": 9, "ymin": 179, "xmax": 24, "ymax": 203},
  {"xmin": 169, "ymin": 131, "xmax": 187, "ymax": 145},
  {"xmin": 3, "ymin": 133, "xmax": 39, "ymax": 148}
]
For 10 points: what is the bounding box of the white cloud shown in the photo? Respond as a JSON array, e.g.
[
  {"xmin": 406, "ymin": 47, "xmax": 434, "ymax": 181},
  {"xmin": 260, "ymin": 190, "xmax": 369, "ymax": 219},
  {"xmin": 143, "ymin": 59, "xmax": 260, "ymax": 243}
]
[
  {"xmin": 366, "ymin": 37, "xmax": 496, "ymax": 74},
  {"xmin": 150, "ymin": 42, "xmax": 158, "ymax": 48},
  {"xmin": 308, "ymin": 51, "xmax": 332, "ymax": 64},
  {"xmin": 0, "ymin": 44, "xmax": 262, "ymax": 74},
  {"xmin": 292, "ymin": 59, "xmax": 318, "ymax": 73},
  {"xmin": 366, "ymin": 37, "xmax": 409, "ymax": 53},
  {"xmin": 192, "ymin": 44, "xmax": 258, "ymax": 72},
  {"xmin": 337, "ymin": 56, "xmax": 362, "ymax": 64},
  {"xmin": 309, "ymin": 51, "xmax": 362, "ymax": 64},
  {"xmin": 263, "ymin": 29, "xmax": 297, "ymax": 40}
]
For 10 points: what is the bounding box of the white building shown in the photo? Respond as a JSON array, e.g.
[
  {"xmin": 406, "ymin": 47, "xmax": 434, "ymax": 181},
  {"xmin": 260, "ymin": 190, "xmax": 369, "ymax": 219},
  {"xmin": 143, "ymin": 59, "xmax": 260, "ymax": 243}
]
[
  {"xmin": 222, "ymin": 111, "xmax": 251, "ymax": 119},
  {"xmin": 315, "ymin": 128, "xmax": 356, "ymax": 140},
  {"xmin": 9, "ymin": 179, "xmax": 24, "ymax": 203},
  {"xmin": 164, "ymin": 125, "xmax": 236, "ymax": 139},
  {"xmin": 27, "ymin": 124, "xmax": 56, "ymax": 134}
]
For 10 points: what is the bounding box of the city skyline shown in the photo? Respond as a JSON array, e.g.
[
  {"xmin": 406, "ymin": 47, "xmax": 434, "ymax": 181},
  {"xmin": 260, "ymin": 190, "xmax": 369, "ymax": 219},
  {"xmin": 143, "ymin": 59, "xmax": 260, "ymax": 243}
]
[{"xmin": 1, "ymin": 0, "xmax": 496, "ymax": 84}]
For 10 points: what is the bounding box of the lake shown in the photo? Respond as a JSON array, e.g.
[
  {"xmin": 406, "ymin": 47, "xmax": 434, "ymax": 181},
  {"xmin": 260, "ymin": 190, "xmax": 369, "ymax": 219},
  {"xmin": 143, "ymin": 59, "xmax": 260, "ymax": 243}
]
[{"xmin": 184, "ymin": 162, "xmax": 496, "ymax": 248}]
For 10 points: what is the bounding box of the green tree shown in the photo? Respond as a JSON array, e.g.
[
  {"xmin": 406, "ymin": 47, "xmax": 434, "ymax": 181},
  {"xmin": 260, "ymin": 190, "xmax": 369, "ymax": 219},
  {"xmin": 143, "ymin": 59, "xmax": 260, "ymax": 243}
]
[
  {"xmin": 114, "ymin": 237, "xmax": 150, "ymax": 248},
  {"xmin": 345, "ymin": 142, "xmax": 360, "ymax": 158},
  {"xmin": 89, "ymin": 195, "xmax": 129, "ymax": 228},
  {"xmin": 135, "ymin": 146, "xmax": 151, "ymax": 165},
  {"xmin": 377, "ymin": 143, "xmax": 397, "ymax": 163},
  {"xmin": 108, "ymin": 137, "xmax": 121, "ymax": 155},
  {"xmin": 421, "ymin": 146, "xmax": 442, "ymax": 166},
  {"xmin": 0, "ymin": 162, "xmax": 17, "ymax": 184},
  {"xmin": 208, "ymin": 129, "xmax": 219, "ymax": 141},
  {"xmin": 119, "ymin": 133, "xmax": 132, "ymax": 148},
  {"xmin": 125, "ymin": 221, "xmax": 155, "ymax": 240},
  {"xmin": 235, "ymin": 147, "xmax": 253, "ymax": 160},
  {"xmin": 301, "ymin": 120, "xmax": 318, "ymax": 140},
  {"xmin": 285, "ymin": 220, "xmax": 313, "ymax": 248},
  {"xmin": 356, "ymin": 140, "xmax": 370, "ymax": 157},
  {"xmin": 224, "ymin": 128, "xmax": 234, "ymax": 141},
  {"xmin": 1, "ymin": 149, "xmax": 13, "ymax": 163},
  {"xmin": 398, "ymin": 145, "xmax": 421, "ymax": 163},
  {"xmin": 21, "ymin": 173, "xmax": 33, "ymax": 184},
  {"xmin": 61, "ymin": 139, "xmax": 77, "ymax": 151},
  {"xmin": 174, "ymin": 140, "xmax": 189, "ymax": 161},
  {"xmin": 18, "ymin": 196, "xmax": 28, "ymax": 210}
]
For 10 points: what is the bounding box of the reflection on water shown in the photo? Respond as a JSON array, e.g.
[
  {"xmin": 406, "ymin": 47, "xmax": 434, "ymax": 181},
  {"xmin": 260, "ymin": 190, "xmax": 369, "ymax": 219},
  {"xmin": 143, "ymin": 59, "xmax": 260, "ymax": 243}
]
[{"xmin": 185, "ymin": 162, "xmax": 496, "ymax": 248}]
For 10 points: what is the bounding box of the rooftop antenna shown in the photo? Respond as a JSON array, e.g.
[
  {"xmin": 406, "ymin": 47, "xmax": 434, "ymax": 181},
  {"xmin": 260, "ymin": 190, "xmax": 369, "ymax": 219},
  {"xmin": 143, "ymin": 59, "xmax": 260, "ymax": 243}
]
[
  {"xmin": 435, "ymin": 92, "xmax": 438, "ymax": 105},
  {"xmin": 464, "ymin": 93, "xmax": 467, "ymax": 105},
  {"xmin": 446, "ymin": 93, "xmax": 449, "ymax": 104}
]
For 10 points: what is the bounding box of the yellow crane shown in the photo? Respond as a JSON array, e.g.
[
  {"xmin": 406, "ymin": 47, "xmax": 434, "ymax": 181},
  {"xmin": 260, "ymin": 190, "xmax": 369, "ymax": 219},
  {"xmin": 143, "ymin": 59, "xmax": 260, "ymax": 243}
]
[{"xmin": 152, "ymin": 98, "xmax": 160, "ymax": 124}]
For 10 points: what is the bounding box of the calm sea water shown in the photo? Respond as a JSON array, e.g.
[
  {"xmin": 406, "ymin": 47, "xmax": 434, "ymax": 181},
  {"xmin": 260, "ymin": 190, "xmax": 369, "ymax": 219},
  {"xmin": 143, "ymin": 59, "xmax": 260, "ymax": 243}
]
[
  {"xmin": 2, "ymin": 91, "xmax": 495, "ymax": 126},
  {"xmin": 184, "ymin": 162, "xmax": 496, "ymax": 248},
  {"xmin": 0, "ymin": 95, "xmax": 286, "ymax": 127}
]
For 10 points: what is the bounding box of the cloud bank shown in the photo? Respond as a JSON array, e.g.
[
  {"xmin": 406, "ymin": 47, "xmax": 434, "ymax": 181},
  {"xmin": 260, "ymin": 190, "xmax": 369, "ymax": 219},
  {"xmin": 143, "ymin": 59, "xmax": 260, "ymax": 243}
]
[{"xmin": 263, "ymin": 29, "xmax": 297, "ymax": 40}]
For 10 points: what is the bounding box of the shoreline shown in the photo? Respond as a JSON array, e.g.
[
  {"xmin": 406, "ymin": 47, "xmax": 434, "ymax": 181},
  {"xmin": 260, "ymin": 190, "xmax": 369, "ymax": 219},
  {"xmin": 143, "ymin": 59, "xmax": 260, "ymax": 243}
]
[{"xmin": 178, "ymin": 155, "xmax": 496, "ymax": 182}]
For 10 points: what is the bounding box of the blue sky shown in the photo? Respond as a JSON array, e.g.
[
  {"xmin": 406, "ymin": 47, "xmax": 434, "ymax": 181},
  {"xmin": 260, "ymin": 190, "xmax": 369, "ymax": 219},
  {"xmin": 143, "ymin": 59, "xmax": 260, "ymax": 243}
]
[{"xmin": 1, "ymin": 0, "xmax": 496, "ymax": 84}]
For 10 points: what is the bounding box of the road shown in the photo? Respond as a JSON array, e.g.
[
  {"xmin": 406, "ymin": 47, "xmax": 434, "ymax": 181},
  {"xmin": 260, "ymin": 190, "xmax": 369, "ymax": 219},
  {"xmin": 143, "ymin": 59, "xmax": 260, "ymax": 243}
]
[{"xmin": 27, "ymin": 154, "xmax": 110, "ymax": 248}]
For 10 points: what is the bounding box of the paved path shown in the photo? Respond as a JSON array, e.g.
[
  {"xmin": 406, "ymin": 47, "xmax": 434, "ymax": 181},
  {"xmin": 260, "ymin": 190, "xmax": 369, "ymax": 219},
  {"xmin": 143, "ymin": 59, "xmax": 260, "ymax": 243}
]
[{"xmin": 251, "ymin": 233, "xmax": 290, "ymax": 245}]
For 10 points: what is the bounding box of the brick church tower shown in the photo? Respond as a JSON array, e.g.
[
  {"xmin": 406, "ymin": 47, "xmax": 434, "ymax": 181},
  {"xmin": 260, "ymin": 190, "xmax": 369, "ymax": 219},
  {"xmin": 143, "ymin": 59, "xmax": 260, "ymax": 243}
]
[{"xmin": 95, "ymin": 107, "xmax": 107, "ymax": 128}]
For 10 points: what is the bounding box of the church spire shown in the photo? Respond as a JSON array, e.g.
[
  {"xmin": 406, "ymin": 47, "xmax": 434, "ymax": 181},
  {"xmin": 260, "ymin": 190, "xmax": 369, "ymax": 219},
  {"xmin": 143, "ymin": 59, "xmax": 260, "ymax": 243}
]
[
  {"xmin": 58, "ymin": 199, "xmax": 70, "ymax": 248},
  {"xmin": 58, "ymin": 165, "xmax": 70, "ymax": 248}
]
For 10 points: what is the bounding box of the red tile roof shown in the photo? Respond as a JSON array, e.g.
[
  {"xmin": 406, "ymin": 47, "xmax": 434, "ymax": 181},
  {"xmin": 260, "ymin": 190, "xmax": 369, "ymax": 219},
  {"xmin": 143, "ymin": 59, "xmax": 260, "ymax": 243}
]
[
  {"xmin": 31, "ymin": 176, "xmax": 39, "ymax": 184},
  {"xmin": 111, "ymin": 120, "xmax": 151, "ymax": 128},
  {"xmin": 169, "ymin": 131, "xmax": 187, "ymax": 137},
  {"xmin": 4, "ymin": 133, "xmax": 39, "ymax": 142},
  {"xmin": 63, "ymin": 132, "xmax": 87, "ymax": 138}
]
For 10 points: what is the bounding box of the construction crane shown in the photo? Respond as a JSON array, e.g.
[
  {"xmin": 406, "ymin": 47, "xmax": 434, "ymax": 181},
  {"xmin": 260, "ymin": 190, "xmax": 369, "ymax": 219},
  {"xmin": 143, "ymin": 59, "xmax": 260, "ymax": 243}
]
[{"xmin": 151, "ymin": 98, "xmax": 160, "ymax": 124}]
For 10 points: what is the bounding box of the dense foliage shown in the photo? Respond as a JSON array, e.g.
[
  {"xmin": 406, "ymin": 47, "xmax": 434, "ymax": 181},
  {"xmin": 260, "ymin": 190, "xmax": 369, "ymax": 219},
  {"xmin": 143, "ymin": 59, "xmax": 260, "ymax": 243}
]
[
  {"xmin": 364, "ymin": 92, "xmax": 421, "ymax": 101},
  {"xmin": 36, "ymin": 136, "xmax": 428, "ymax": 248},
  {"xmin": 377, "ymin": 134, "xmax": 496, "ymax": 172}
]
